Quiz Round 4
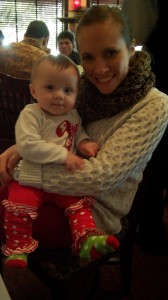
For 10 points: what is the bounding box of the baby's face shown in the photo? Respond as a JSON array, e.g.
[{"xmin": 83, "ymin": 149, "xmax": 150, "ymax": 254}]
[{"xmin": 30, "ymin": 62, "xmax": 79, "ymax": 116}]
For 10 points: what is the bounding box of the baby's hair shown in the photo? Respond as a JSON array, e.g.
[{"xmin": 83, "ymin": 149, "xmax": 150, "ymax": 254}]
[{"xmin": 31, "ymin": 54, "xmax": 80, "ymax": 82}]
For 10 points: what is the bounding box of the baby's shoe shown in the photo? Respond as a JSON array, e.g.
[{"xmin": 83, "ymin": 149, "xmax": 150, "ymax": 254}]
[{"xmin": 5, "ymin": 253, "xmax": 28, "ymax": 269}]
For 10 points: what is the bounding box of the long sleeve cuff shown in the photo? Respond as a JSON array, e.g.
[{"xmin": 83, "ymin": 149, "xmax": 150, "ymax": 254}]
[{"xmin": 14, "ymin": 159, "xmax": 42, "ymax": 189}]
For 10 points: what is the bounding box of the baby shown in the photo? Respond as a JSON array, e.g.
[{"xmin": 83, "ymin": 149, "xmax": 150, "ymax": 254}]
[{"xmin": 2, "ymin": 54, "xmax": 119, "ymax": 268}]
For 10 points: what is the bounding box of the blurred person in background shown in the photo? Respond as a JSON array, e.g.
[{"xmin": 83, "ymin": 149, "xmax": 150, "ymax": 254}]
[
  {"xmin": 0, "ymin": 30, "xmax": 5, "ymax": 47},
  {"xmin": 0, "ymin": 20, "xmax": 50, "ymax": 79},
  {"xmin": 57, "ymin": 31, "xmax": 81, "ymax": 66}
]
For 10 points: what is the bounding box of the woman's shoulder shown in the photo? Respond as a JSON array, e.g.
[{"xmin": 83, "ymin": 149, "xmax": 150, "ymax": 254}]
[
  {"xmin": 132, "ymin": 87, "xmax": 168, "ymax": 127},
  {"xmin": 148, "ymin": 86, "xmax": 168, "ymax": 97},
  {"xmin": 146, "ymin": 87, "xmax": 168, "ymax": 106},
  {"xmin": 128, "ymin": 87, "xmax": 168, "ymax": 121}
]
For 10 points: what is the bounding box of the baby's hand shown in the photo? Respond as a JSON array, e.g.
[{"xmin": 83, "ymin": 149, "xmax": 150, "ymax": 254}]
[
  {"xmin": 65, "ymin": 151, "xmax": 84, "ymax": 172},
  {"xmin": 78, "ymin": 140, "xmax": 99, "ymax": 157}
]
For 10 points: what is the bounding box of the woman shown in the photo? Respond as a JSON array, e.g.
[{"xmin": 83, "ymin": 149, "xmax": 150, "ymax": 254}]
[
  {"xmin": 0, "ymin": 5, "xmax": 168, "ymax": 241},
  {"xmin": 0, "ymin": 30, "xmax": 5, "ymax": 47}
]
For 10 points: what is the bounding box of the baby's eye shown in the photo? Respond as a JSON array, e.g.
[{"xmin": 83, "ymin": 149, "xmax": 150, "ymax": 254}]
[
  {"xmin": 64, "ymin": 88, "xmax": 72, "ymax": 94},
  {"xmin": 46, "ymin": 85, "xmax": 53, "ymax": 90}
]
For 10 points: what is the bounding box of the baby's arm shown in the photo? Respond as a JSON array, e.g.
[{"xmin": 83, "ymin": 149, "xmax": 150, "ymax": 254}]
[
  {"xmin": 78, "ymin": 139, "xmax": 99, "ymax": 157},
  {"xmin": 65, "ymin": 151, "xmax": 84, "ymax": 172},
  {"xmin": 75, "ymin": 111, "xmax": 99, "ymax": 158},
  {"xmin": 65, "ymin": 140, "xmax": 99, "ymax": 172}
]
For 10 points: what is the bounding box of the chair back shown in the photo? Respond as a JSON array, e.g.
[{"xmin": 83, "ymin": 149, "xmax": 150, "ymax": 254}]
[{"xmin": 0, "ymin": 72, "xmax": 31, "ymax": 153}]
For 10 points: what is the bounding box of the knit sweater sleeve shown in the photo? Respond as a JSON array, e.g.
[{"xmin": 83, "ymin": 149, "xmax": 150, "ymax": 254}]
[{"xmin": 18, "ymin": 90, "xmax": 168, "ymax": 197}]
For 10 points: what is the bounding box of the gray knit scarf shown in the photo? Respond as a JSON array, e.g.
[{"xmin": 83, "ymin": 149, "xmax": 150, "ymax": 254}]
[{"xmin": 76, "ymin": 51, "xmax": 155, "ymax": 127}]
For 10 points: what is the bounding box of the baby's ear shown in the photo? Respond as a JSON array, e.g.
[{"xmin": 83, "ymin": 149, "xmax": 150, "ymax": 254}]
[{"xmin": 29, "ymin": 83, "xmax": 36, "ymax": 99}]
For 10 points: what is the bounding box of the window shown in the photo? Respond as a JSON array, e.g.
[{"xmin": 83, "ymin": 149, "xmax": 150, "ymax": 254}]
[{"xmin": 0, "ymin": 0, "xmax": 66, "ymax": 55}]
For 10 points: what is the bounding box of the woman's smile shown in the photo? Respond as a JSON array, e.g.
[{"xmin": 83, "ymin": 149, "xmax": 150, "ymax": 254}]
[
  {"xmin": 94, "ymin": 73, "xmax": 117, "ymax": 94},
  {"xmin": 95, "ymin": 74, "xmax": 115, "ymax": 83}
]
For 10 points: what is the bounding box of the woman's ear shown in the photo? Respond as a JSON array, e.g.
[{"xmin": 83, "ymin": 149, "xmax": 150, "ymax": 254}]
[{"xmin": 130, "ymin": 38, "xmax": 136, "ymax": 57}]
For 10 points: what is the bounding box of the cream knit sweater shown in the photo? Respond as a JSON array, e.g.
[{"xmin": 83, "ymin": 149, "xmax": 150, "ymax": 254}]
[{"xmin": 16, "ymin": 88, "xmax": 168, "ymax": 234}]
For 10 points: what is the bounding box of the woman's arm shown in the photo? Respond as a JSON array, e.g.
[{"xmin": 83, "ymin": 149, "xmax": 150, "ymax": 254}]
[
  {"xmin": 18, "ymin": 93, "xmax": 168, "ymax": 197},
  {"xmin": 0, "ymin": 145, "xmax": 20, "ymax": 185}
]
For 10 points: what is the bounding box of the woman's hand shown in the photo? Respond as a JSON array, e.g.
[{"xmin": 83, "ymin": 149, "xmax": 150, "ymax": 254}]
[{"xmin": 0, "ymin": 145, "xmax": 21, "ymax": 186}]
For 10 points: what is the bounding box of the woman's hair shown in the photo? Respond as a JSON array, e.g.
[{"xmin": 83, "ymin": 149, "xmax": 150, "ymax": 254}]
[
  {"xmin": 31, "ymin": 54, "xmax": 80, "ymax": 82},
  {"xmin": 25, "ymin": 20, "xmax": 49, "ymax": 38},
  {"xmin": 76, "ymin": 5, "xmax": 132, "ymax": 48}
]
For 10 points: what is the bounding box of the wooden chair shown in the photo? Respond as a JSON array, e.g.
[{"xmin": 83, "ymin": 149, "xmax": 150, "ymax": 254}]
[{"xmin": 0, "ymin": 72, "xmax": 32, "ymax": 154}]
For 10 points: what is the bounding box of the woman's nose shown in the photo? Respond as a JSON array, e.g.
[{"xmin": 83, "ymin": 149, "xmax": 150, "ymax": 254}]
[{"xmin": 94, "ymin": 59, "xmax": 109, "ymax": 74}]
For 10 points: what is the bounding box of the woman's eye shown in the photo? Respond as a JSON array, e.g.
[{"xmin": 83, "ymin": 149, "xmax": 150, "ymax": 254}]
[
  {"xmin": 105, "ymin": 50, "xmax": 117, "ymax": 58},
  {"xmin": 82, "ymin": 54, "xmax": 93, "ymax": 62}
]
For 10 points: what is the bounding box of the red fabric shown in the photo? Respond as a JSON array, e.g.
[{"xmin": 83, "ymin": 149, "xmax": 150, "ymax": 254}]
[
  {"xmin": 3, "ymin": 210, "xmax": 38, "ymax": 255},
  {"xmin": 8, "ymin": 181, "xmax": 82, "ymax": 210},
  {"xmin": 66, "ymin": 198, "xmax": 104, "ymax": 252},
  {"xmin": 3, "ymin": 183, "xmax": 100, "ymax": 254},
  {"xmin": 0, "ymin": 186, "xmax": 72, "ymax": 248},
  {"xmin": 4, "ymin": 182, "xmax": 96, "ymax": 252}
]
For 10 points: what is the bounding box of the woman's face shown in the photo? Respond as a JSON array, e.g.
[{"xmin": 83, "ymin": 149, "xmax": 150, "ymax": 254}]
[{"xmin": 77, "ymin": 19, "xmax": 135, "ymax": 94}]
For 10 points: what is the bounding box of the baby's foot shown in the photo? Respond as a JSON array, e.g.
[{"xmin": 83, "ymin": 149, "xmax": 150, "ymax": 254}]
[
  {"xmin": 79, "ymin": 235, "xmax": 119, "ymax": 260},
  {"xmin": 5, "ymin": 253, "xmax": 28, "ymax": 269}
]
